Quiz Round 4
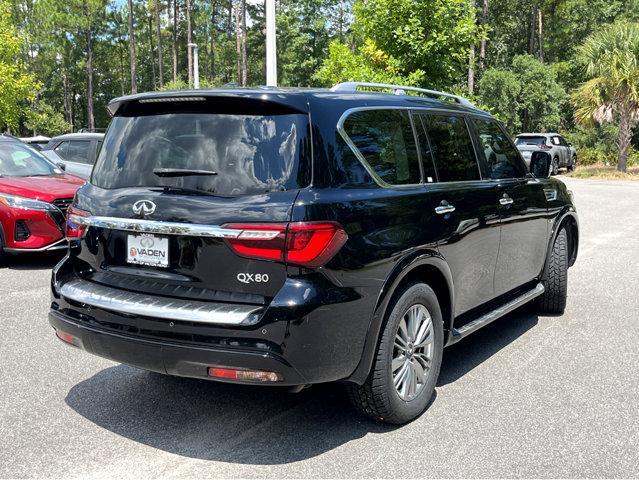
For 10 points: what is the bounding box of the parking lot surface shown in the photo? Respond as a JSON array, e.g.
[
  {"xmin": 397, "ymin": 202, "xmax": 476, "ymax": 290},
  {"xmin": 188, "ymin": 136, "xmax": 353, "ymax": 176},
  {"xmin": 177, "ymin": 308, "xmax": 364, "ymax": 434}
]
[{"xmin": 1, "ymin": 177, "xmax": 638, "ymax": 478}]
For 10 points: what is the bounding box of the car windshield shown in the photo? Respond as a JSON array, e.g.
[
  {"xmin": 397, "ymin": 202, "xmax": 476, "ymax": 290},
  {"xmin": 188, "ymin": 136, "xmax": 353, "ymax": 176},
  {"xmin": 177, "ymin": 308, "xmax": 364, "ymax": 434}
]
[
  {"xmin": 0, "ymin": 142, "xmax": 57, "ymax": 177},
  {"xmin": 92, "ymin": 112, "xmax": 311, "ymax": 196},
  {"xmin": 515, "ymin": 136, "xmax": 547, "ymax": 146}
]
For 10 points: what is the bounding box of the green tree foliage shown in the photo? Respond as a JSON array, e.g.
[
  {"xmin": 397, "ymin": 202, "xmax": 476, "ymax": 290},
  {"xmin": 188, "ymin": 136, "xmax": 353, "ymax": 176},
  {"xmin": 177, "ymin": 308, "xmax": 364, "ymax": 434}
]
[
  {"xmin": 572, "ymin": 22, "xmax": 639, "ymax": 172},
  {"xmin": 23, "ymin": 101, "xmax": 71, "ymax": 135},
  {"xmin": 478, "ymin": 55, "xmax": 567, "ymax": 133},
  {"xmin": 277, "ymin": 0, "xmax": 337, "ymax": 86},
  {"xmin": 0, "ymin": 0, "xmax": 38, "ymax": 131},
  {"xmin": 476, "ymin": 68, "xmax": 521, "ymax": 131},
  {"xmin": 314, "ymin": 40, "xmax": 424, "ymax": 86},
  {"xmin": 352, "ymin": 0, "xmax": 479, "ymax": 88}
]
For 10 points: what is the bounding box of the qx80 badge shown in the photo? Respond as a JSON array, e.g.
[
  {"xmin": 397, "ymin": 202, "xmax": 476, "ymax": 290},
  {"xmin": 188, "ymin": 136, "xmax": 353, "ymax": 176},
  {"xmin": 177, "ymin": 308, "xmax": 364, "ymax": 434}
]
[{"xmin": 237, "ymin": 273, "xmax": 270, "ymax": 284}]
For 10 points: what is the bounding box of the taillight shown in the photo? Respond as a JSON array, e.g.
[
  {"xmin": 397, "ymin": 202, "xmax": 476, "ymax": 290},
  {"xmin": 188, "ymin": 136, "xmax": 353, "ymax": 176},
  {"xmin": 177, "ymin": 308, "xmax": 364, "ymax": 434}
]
[
  {"xmin": 223, "ymin": 221, "xmax": 347, "ymax": 268},
  {"xmin": 539, "ymin": 144, "xmax": 551, "ymax": 150},
  {"xmin": 66, "ymin": 205, "xmax": 91, "ymax": 239}
]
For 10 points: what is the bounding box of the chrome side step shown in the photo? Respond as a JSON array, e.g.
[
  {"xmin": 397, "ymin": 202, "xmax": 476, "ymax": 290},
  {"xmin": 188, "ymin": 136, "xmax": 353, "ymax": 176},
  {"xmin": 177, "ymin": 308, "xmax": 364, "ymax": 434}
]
[{"xmin": 449, "ymin": 283, "xmax": 545, "ymax": 344}]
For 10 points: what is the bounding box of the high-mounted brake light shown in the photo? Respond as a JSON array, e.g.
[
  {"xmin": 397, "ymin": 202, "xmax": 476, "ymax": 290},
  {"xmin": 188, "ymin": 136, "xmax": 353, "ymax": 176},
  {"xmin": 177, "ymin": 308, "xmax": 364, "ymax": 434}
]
[
  {"xmin": 66, "ymin": 206, "xmax": 91, "ymax": 239},
  {"xmin": 222, "ymin": 222, "xmax": 348, "ymax": 268}
]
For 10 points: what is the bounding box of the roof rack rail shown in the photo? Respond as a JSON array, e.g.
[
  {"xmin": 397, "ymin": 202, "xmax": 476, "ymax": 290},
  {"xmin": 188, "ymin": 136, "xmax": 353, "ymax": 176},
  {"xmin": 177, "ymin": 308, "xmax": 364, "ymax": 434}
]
[{"xmin": 330, "ymin": 82, "xmax": 475, "ymax": 108}]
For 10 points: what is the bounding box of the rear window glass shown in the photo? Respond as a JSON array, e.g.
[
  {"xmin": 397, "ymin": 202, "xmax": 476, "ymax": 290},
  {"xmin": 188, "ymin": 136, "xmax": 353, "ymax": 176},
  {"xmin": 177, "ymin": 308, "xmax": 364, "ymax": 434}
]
[
  {"xmin": 515, "ymin": 136, "xmax": 547, "ymax": 146},
  {"xmin": 91, "ymin": 113, "xmax": 310, "ymax": 195}
]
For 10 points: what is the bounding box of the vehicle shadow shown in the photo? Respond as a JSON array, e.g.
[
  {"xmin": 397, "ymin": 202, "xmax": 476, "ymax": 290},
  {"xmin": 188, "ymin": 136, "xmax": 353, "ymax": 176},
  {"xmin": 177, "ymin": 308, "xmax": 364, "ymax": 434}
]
[
  {"xmin": 65, "ymin": 368, "xmax": 398, "ymax": 464},
  {"xmin": 64, "ymin": 308, "xmax": 537, "ymax": 464},
  {"xmin": 0, "ymin": 251, "xmax": 64, "ymax": 271},
  {"xmin": 438, "ymin": 308, "xmax": 538, "ymax": 386}
]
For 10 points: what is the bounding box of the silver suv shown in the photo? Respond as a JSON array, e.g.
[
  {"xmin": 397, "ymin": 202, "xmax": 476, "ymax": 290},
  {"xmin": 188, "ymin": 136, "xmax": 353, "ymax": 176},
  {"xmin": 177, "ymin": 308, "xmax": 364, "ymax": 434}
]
[{"xmin": 515, "ymin": 133, "xmax": 577, "ymax": 175}]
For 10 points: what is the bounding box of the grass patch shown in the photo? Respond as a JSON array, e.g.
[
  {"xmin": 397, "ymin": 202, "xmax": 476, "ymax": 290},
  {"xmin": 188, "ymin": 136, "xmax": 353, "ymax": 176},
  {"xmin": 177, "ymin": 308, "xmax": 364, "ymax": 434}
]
[{"xmin": 562, "ymin": 163, "xmax": 639, "ymax": 180}]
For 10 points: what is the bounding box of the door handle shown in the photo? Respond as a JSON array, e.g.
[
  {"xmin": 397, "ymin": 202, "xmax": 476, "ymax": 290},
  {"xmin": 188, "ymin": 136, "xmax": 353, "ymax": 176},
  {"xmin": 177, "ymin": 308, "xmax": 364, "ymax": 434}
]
[
  {"xmin": 499, "ymin": 194, "xmax": 514, "ymax": 206},
  {"xmin": 435, "ymin": 201, "xmax": 456, "ymax": 215}
]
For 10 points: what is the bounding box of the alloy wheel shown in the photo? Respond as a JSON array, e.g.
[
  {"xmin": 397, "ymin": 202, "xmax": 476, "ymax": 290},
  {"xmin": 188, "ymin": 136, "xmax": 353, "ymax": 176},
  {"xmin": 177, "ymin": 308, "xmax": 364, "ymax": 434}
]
[{"xmin": 392, "ymin": 304, "xmax": 434, "ymax": 401}]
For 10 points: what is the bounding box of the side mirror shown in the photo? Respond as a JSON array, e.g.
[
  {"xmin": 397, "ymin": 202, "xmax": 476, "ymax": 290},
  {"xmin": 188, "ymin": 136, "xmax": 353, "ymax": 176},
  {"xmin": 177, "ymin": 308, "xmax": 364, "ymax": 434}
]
[
  {"xmin": 56, "ymin": 162, "xmax": 66, "ymax": 171},
  {"xmin": 530, "ymin": 151, "xmax": 551, "ymax": 178}
]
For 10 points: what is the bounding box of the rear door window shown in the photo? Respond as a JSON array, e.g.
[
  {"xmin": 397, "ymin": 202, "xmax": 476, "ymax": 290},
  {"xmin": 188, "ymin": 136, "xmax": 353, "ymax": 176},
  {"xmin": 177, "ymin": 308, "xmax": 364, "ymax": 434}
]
[
  {"xmin": 92, "ymin": 113, "xmax": 311, "ymax": 195},
  {"xmin": 342, "ymin": 109, "xmax": 421, "ymax": 185},
  {"xmin": 420, "ymin": 114, "xmax": 480, "ymax": 182},
  {"xmin": 472, "ymin": 118, "xmax": 527, "ymax": 179},
  {"xmin": 66, "ymin": 140, "xmax": 92, "ymax": 164}
]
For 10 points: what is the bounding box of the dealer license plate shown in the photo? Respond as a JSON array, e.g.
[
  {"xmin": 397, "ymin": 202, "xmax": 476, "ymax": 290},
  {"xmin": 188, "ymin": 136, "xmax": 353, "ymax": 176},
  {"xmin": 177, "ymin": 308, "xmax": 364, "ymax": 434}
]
[{"xmin": 127, "ymin": 234, "xmax": 169, "ymax": 267}]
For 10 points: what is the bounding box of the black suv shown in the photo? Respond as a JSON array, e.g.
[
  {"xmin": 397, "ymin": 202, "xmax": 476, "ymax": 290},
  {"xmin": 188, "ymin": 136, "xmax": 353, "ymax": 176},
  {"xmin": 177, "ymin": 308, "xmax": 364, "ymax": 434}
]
[{"xmin": 50, "ymin": 83, "xmax": 578, "ymax": 424}]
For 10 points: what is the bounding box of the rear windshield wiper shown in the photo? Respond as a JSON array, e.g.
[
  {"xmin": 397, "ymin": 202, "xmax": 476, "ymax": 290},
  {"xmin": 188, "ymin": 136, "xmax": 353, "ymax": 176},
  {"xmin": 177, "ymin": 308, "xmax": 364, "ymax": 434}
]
[{"xmin": 153, "ymin": 168, "xmax": 218, "ymax": 177}]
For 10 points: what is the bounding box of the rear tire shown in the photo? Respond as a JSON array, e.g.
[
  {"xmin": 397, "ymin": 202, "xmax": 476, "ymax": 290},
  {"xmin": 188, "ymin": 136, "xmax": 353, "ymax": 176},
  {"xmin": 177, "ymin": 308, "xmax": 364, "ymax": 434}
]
[
  {"xmin": 347, "ymin": 283, "xmax": 443, "ymax": 424},
  {"xmin": 536, "ymin": 228, "xmax": 568, "ymax": 314},
  {"xmin": 567, "ymin": 155, "xmax": 576, "ymax": 172},
  {"xmin": 551, "ymin": 156, "xmax": 560, "ymax": 175}
]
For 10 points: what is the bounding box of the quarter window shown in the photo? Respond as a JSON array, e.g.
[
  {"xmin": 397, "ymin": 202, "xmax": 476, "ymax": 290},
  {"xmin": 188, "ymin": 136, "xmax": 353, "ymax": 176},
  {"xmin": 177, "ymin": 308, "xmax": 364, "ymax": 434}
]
[
  {"xmin": 343, "ymin": 109, "xmax": 421, "ymax": 185},
  {"xmin": 421, "ymin": 114, "xmax": 480, "ymax": 182},
  {"xmin": 472, "ymin": 118, "xmax": 527, "ymax": 179}
]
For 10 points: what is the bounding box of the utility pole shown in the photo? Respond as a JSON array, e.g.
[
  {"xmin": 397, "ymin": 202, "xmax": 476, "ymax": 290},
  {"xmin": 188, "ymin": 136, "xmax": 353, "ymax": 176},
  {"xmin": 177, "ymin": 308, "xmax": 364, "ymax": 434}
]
[
  {"xmin": 188, "ymin": 43, "xmax": 200, "ymax": 89},
  {"xmin": 265, "ymin": 0, "xmax": 277, "ymax": 86}
]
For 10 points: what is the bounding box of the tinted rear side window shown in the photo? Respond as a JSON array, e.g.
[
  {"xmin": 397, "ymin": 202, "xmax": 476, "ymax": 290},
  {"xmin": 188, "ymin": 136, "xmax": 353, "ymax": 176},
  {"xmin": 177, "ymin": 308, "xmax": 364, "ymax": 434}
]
[
  {"xmin": 421, "ymin": 114, "xmax": 480, "ymax": 182},
  {"xmin": 92, "ymin": 113, "xmax": 310, "ymax": 195},
  {"xmin": 343, "ymin": 109, "xmax": 421, "ymax": 185}
]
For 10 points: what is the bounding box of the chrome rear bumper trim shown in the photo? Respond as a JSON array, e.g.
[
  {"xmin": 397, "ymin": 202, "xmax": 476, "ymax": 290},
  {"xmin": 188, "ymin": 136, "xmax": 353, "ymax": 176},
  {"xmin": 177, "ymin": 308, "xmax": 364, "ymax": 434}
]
[
  {"xmin": 58, "ymin": 279, "xmax": 261, "ymax": 325},
  {"xmin": 76, "ymin": 216, "xmax": 240, "ymax": 238}
]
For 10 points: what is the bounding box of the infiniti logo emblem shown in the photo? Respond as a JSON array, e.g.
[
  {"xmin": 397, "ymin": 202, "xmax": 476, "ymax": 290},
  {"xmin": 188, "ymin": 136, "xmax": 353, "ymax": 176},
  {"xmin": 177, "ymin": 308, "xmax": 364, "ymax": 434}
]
[
  {"xmin": 139, "ymin": 236, "xmax": 155, "ymax": 248},
  {"xmin": 132, "ymin": 200, "xmax": 156, "ymax": 217}
]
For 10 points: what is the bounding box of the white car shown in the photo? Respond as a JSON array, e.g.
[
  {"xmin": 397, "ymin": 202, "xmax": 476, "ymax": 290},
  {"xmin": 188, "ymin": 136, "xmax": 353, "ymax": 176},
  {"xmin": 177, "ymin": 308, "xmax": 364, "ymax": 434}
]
[
  {"xmin": 515, "ymin": 133, "xmax": 577, "ymax": 175},
  {"xmin": 41, "ymin": 132, "xmax": 104, "ymax": 179}
]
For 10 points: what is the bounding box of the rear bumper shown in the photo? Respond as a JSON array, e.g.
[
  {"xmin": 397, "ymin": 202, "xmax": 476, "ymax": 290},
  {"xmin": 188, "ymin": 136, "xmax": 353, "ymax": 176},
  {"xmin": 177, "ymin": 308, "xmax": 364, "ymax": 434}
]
[
  {"xmin": 50, "ymin": 256, "xmax": 371, "ymax": 386},
  {"xmin": 49, "ymin": 309, "xmax": 308, "ymax": 385}
]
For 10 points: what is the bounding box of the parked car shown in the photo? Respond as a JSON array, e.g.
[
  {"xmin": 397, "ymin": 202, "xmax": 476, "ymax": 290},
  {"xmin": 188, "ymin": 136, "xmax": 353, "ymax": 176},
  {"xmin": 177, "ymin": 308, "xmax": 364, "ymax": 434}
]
[
  {"xmin": 0, "ymin": 136, "xmax": 85, "ymax": 259},
  {"xmin": 515, "ymin": 133, "xmax": 577, "ymax": 175},
  {"xmin": 49, "ymin": 84, "xmax": 579, "ymax": 424},
  {"xmin": 41, "ymin": 132, "xmax": 104, "ymax": 179},
  {"xmin": 19, "ymin": 135, "xmax": 51, "ymax": 150}
]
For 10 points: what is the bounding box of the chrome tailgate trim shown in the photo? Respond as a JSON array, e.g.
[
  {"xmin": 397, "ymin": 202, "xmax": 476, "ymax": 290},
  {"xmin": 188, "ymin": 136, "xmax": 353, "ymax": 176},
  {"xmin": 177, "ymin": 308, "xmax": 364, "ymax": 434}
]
[
  {"xmin": 58, "ymin": 278, "xmax": 261, "ymax": 325},
  {"xmin": 75, "ymin": 216, "xmax": 240, "ymax": 238}
]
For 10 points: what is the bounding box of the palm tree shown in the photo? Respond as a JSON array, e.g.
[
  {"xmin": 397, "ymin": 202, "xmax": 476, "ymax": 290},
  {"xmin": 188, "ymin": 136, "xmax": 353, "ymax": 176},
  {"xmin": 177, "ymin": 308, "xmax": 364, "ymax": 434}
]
[{"xmin": 573, "ymin": 22, "xmax": 639, "ymax": 173}]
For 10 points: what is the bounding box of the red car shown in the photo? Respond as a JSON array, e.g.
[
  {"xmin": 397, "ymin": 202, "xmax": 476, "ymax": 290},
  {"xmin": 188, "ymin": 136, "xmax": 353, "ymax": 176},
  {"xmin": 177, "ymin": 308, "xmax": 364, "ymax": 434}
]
[{"xmin": 0, "ymin": 138, "xmax": 85, "ymax": 257}]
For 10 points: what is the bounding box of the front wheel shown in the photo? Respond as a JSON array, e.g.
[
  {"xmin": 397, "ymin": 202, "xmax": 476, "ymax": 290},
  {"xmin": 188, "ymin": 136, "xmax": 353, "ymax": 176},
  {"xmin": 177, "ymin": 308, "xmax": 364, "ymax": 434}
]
[
  {"xmin": 536, "ymin": 228, "xmax": 568, "ymax": 314},
  {"xmin": 347, "ymin": 283, "xmax": 444, "ymax": 424}
]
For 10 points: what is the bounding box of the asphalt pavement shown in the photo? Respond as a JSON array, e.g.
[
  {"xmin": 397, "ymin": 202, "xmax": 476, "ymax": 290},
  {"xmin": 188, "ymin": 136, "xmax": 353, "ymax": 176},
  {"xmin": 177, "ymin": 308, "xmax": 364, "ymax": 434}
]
[{"xmin": 1, "ymin": 177, "xmax": 638, "ymax": 478}]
